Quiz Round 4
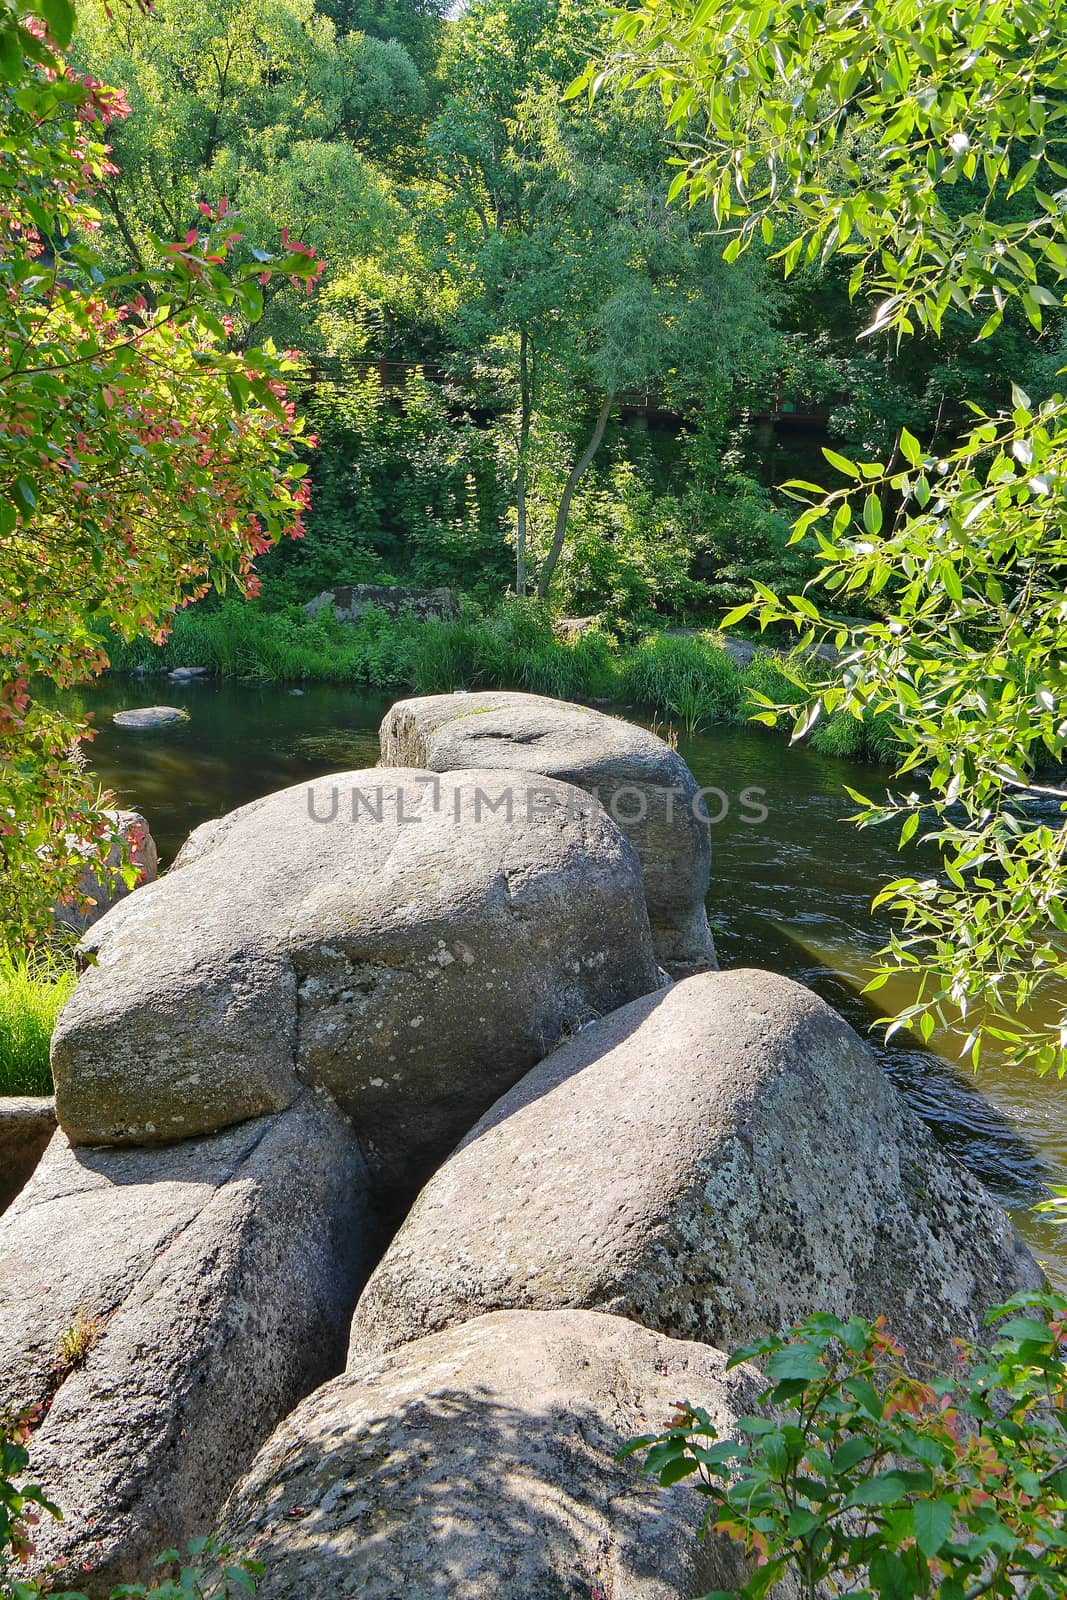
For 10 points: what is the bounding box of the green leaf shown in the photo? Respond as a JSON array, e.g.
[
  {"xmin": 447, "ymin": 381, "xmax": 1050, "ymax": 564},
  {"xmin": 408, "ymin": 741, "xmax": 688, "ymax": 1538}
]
[
  {"xmin": 843, "ymin": 1470, "xmax": 921, "ymax": 1507},
  {"xmin": 869, "ymin": 1548, "xmax": 914, "ymax": 1600},
  {"xmin": 822, "ymin": 448, "xmax": 860, "ymax": 479},
  {"xmin": 36, "ymin": 0, "xmax": 74, "ymax": 47},
  {"xmin": 863, "ymin": 494, "xmax": 883, "ymax": 535},
  {"xmin": 842, "ymin": 1376, "xmax": 884, "ymax": 1419},
  {"xmin": 720, "ymin": 601, "xmax": 755, "ymax": 627},
  {"xmin": 995, "ymin": 1316, "xmax": 1055, "ymax": 1346},
  {"xmin": 0, "ymin": 23, "xmax": 23, "ymax": 81},
  {"xmin": 898, "ymin": 427, "xmax": 922, "ymax": 467},
  {"xmin": 832, "ymin": 1437, "xmax": 873, "ymax": 1472},
  {"xmin": 942, "ymin": 564, "xmax": 963, "ymax": 603},
  {"xmin": 913, "ymin": 1498, "xmax": 953, "ymax": 1557},
  {"xmin": 12, "ymin": 477, "xmax": 36, "ymax": 515},
  {"xmin": 764, "ymin": 1344, "xmax": 824, "ymax": 1382}
]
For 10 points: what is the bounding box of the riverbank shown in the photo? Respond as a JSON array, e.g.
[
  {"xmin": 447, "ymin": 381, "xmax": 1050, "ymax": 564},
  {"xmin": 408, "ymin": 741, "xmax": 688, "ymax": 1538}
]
[{"xmin": 106, "ymin": 600, "xmax": 896, "ymax": 762}]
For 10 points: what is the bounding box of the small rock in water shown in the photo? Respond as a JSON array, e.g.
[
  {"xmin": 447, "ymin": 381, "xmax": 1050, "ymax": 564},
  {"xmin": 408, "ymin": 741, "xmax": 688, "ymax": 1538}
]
[
  {"xmin": 289, "ymin": 688, "xmax": 304, "ymax": 696},
  {"xmin": 113, "ymin": 706, "xmax": 189, "ymax": 729},
  {"xmin": 167, "ymin": 666, "xmax": 209, "ymax": 681}
]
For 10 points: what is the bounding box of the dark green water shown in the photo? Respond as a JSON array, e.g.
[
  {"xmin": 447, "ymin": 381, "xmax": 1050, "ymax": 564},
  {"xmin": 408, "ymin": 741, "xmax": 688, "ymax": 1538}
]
[{"xmin": 69, "ymin": 675, "xmax": 1067, "ymax": 1279}]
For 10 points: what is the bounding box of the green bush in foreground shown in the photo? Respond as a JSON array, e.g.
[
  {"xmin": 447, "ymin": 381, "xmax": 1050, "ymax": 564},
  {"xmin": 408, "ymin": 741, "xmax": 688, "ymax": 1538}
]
[
  {"xmin": 1, "ymin": 1414, "xmax": 255, "ymax": 1600},
  {"xmin": 0, "ymin": 958, "xmax": 73, "ymax": 1097},
  {"xmin": 1, "ymin": 1404, "xmax": 258, "ymax": 1600},
  {"xmin": 627, "ymin": 1291, "xmax": 1067, "ymax": 1600}
]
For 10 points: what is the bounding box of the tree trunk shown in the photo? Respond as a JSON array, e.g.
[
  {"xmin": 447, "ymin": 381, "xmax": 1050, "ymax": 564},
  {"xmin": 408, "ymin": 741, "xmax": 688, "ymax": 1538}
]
[
  {"xmin": 535, "ymin": 390, "xmax": 614, "ymax": 601},
  {"xmin": 515, "ymin": 330, "xmax": 533, "ymax": 597}
]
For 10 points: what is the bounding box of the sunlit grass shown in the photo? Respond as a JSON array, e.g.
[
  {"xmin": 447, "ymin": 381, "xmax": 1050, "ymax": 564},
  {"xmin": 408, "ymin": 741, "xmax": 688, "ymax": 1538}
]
[
  {"xmin": 104, "ymin": 601, "xmax": 894, "ymax": 762},
  {"xmin": 0, "ymin": 954, "xmax": 74, "ymax": 1096}
]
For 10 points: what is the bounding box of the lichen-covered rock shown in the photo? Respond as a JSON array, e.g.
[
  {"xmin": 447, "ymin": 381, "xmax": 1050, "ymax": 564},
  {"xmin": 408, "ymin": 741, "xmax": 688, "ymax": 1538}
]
[
  {"xmin": 379, "ymin": 691, "xmax": 716, "ymax": 976},
  {"xmin": 0, "ymin": 1091, "xmax": 370, "ymax": 1591},
  {"xmin": 51, "ymin": 768, "xmax": 658, "ymax": 1199},
  {"xmin": 304, "ymin": 584, "xmax": 459, "ymax": 623},
  {"xmin": 0, "ymin": 1095, "xmax": 55, "ymax": 1213},
  {"xmin": 219, "ymin": 1310, "xmax": 760, "ymax": 1600},
  {"xmin": 349, "ymin": 969, "xmax": 1042, "ymax": 1372}
]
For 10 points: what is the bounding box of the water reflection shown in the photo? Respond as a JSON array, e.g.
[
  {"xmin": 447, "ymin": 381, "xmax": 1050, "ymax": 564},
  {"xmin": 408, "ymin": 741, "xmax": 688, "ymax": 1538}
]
[{"xmin": 62, "ymin": 677, "xmax": 1067, "ymax": 1281}]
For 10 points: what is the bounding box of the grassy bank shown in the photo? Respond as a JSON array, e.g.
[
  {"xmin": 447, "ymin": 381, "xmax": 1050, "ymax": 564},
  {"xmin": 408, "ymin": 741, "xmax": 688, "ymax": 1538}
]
[
  {"xmin": 0, "ymin": 956, "xmax": 74, "ymax": 1096},
  {"xmin": 107, "ymin": 600, "xmax": 896, "ymax": 761}
]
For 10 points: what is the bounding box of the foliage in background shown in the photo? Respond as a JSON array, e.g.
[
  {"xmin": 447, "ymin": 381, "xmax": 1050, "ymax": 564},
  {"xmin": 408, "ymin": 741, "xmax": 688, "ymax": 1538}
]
[
  {"xmin": 105, "ymin": 599, "xmax": 893, "ymax": 758},
  {"xmin": 261, "ymin": 369, "xmax": 512, "ymax": 602},
  {"xmin": 419, "ymin": 0, "xmax": 781, "ymax": 597},
  {"xmin": 71, "ymin": 0, "xmax": 413, "ymax": 347},
  {"xmin": 628, "ymin": 1292, "xmax": 1067, "ymax": 1600},
  {"xmin": 584, "ymin": 0, "xmax": 1067, "ymax": 1072},
  {"xmin": 60, "ymin": 0, "xmax": 1055, "ymax": 632},
  {"xmin": 0, "ymin": 6, "xmax": 316, "ymax": 955}
]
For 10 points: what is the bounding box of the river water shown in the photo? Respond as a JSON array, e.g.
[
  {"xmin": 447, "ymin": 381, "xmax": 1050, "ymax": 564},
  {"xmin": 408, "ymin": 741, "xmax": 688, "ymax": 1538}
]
[{"xmin": 66, "ymin": 675, "xmax": 1067, "ymax": 1280}]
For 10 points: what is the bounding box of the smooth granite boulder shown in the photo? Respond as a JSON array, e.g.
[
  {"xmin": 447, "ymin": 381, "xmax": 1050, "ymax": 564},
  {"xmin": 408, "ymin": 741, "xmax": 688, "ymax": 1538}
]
[
  {"xmin": 0, "ymin": 1091, "xmax": 370, "ymax": 1591},
  {"xmin": 379, "ymin": 691, "xmax": 717, "ymax": 976},
  {"xmin": 0, "ymin": 1095, "xmax": 56, "ymax": 1213},
  {"xmin": 51, "ymin": 768, "xmax": 659, "ymax": 1199},
  {"xmin": 219, "ymin": 1309, "xmax": 762, "ymax": 1600},
  {"xmin": 350, "ymin": 969, "xmax": 1043, "ymax": 1373}
]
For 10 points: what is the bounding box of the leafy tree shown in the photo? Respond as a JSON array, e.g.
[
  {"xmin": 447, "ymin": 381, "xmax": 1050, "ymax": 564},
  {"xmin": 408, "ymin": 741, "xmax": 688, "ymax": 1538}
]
[
  {"xmin": 582, "ymin": 0, "xmax": 1067, "ymax": 1071},
  {"xmin": 314, "ymin": 0, "xmax": 447, "ymax": 80},
  {"xmin": 0, "ymin": 3, "xmax": 314, "ymax": 952},
  {"xmin": 430, "ymin": 0, "xmax": 776, "ymax": 598},
  {"xmin": 71, "ymin": 0, "xmax": 411, "ymax": 338}
]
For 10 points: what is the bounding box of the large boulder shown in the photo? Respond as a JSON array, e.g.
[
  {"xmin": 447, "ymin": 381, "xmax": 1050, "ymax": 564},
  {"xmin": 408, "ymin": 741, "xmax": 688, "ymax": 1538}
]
[
  {"xmin": 0, "ymin": 1095, "xmax": 56, "ymax": 1213},
  {"xmin": 350, "ymin": 969, "xmax": 1042, "ymax": 1372},
  {"xmin": 51, "ymin": 768, "xmax": 658, "ymax": 1200},
  {"xmin": 0, "ymin": 1090, "xmax": 371, "ymax": 1590},
  {"xmin": 304, "ymin": 584, "xmax": 459, "ymax": 624},
  {"xmin": 379, "ymin": 691, "xmax": 716, "ymax": 976},
  {"xmin": 219, "ymin": 1309, "xmax": 760, "ymax": 1600}
]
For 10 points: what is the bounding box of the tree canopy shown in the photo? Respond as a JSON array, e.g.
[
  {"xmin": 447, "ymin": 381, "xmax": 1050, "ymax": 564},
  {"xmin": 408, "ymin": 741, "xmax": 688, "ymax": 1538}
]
[
  {"xmin": 579, "ymin": 0, "xmax": 1067, "ymax": 1072},
  {"xmin": 0, "ymin": 0, "xmax": 315, "ymax": 948}
]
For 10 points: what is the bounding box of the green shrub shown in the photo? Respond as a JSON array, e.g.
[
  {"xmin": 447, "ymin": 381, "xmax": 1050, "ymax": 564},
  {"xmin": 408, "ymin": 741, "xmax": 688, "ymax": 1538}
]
[
  {"xmin": 258, "ymin": 371, "xmax": 512, "ymax": 606},
  {"xmin": 626, "ymin": 1291, "xmax": 1067, "ymax": 1600},
  {"xmin": 741, "ymin": 649, "xmax": 897, "ymax": 762},
  {"xmin": 683, "ymin": 472, "xmax": 816, "ymax": 610},
  {"xmin": 545, "ymin": 457, "xmax": 707, "ymax": 622},
  {"xmin": 1, "ymin": 1402, "xmax": 260, "ymax": 1600},
  {"xmin": 0, "ymin": 956, "xmax": 73, "ymax": 1097}
]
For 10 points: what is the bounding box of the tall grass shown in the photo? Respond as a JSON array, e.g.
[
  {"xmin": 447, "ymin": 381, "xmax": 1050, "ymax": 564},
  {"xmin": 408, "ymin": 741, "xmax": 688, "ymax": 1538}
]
[
  {"xmin": 106, "ymin": 600, "xmax": 621, "ymax": 701},
  {"xmin": 0, "ymin": 955, "xmax": 73, "ymax": 1096},
  {"xmin": 104, "ymin": 602, "xmax": 894, "ymax": 762},
  {"xmin": 621, "ymin": 634, "xmax": 741, "ymax": 734}
]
